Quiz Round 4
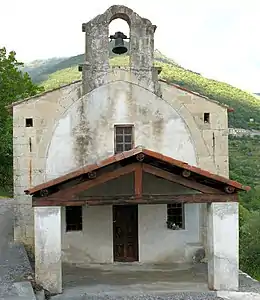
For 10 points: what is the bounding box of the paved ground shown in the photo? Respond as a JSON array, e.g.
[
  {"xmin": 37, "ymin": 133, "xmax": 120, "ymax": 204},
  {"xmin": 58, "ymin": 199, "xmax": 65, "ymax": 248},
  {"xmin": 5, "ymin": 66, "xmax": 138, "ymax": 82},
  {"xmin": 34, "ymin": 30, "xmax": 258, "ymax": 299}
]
[
  {"xmin": 62, "ymin": 262, "xmax": 208, "ymax": 290},
  {"xmin": 48, "ymin": 262, "xmax": 260, "ymax": 299},
  {"xmin": 0, "ymin": 198, "xmax": 33, "ymax": 299},
  {"xmin": 50, "ymin": 263, "xmax": 214, "ymax": 299}
]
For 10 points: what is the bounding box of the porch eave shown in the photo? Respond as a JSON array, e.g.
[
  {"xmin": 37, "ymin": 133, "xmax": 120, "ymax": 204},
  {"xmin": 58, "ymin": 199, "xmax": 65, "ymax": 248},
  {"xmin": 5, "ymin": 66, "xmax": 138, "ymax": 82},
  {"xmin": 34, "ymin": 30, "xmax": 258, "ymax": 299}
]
[{"xmin": 32, "ymin": 193, "xmax": 239, "ymax": 207}]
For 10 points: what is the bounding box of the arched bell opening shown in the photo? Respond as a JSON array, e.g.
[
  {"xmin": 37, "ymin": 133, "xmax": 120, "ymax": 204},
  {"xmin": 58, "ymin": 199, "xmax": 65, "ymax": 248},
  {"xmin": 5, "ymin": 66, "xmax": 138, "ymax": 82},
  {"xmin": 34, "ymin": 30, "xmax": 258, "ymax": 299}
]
[{"xmin": 109, "ymin": 17, "xmax": 130, "ymax": 67}]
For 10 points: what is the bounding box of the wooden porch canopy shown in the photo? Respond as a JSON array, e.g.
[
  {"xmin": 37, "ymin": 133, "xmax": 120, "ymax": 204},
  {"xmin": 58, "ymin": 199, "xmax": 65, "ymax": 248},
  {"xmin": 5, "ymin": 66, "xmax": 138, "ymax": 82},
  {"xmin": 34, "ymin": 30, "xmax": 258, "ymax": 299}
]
[{"xmin": 25, "ymin": 147, "xmax": 250, "ymax": 207}]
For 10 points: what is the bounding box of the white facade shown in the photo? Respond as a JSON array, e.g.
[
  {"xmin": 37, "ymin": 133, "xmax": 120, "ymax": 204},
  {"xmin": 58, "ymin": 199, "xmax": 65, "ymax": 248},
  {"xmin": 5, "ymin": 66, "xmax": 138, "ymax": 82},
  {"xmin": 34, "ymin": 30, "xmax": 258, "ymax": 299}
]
[
  {"xmin": 41, "ymin": 80, "xmax": 203, "ymax": 265},
  {"xmin": 45, "ymin": 81, "xmax": 198, "ymax": 180},
  {"xmin": 61, "ymin": 204, "xmax": 201, "ymax": 264}
]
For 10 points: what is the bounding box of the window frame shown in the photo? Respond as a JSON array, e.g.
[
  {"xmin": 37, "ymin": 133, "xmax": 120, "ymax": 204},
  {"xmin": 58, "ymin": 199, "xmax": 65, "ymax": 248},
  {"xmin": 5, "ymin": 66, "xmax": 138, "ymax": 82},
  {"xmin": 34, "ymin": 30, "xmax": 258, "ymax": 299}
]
[
  {"xmin": 114, "ymin": 124, "xmax": 134, "ymax": 154},
  {"xmin": 167, "ymin": 203, "xmax": 185, "ymax": 230}
]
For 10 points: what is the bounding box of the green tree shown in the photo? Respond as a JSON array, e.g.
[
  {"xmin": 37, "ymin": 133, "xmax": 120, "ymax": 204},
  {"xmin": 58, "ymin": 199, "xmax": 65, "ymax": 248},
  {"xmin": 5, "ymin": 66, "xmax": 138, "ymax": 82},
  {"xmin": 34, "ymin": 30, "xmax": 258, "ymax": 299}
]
[
  {"xmin": 0, "ymin": 47, "xmax": 43, "ymax": 193},
  {"xmin": 240, "ymin": 211, "xmax": 260, "ymax": 280}
]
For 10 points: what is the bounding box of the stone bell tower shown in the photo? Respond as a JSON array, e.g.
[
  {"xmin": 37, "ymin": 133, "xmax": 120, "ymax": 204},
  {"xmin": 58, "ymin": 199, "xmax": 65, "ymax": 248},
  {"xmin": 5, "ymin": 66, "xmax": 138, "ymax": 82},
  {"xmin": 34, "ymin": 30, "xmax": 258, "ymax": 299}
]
[{"xmin": 80, "ymin": 5, "xmax": 161, "ymax": 96}]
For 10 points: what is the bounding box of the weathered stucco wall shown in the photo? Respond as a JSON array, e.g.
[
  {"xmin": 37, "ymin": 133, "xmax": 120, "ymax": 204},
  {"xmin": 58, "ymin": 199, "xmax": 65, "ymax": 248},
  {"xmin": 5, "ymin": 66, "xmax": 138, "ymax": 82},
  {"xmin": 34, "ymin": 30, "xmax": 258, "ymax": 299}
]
[
  {"xmin": 61, "ymin": 202, "xmax": 201, "ymax": 264},
  {"xmin": 62, "ymin": 173, "xmax": 201, "ymax": 264},
  {"xmin": 34, "ymin": 207, "xmax": 62, "ymax": 293},
  {"xmin": 12, "ymin": 68, "xmax": 229, "ymax": 259},
  {"xmin": 61, "ymin": 205, "xmax": 113, "ymax": 264},
  {"xmin": 45, "ymin": 80, "xmax": 198, "ymax": 178},
  {"xmin": 13, "ymin": 81, "xmax": 82, "ymax": 252}
]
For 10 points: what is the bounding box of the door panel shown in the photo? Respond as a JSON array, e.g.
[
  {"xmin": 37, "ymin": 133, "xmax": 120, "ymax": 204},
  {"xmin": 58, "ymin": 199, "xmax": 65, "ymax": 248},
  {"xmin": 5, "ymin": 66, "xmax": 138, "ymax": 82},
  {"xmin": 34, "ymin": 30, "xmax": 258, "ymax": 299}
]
[{"xmin": 113, "ymin": 205, "xmax": 138, "ymax": 262}]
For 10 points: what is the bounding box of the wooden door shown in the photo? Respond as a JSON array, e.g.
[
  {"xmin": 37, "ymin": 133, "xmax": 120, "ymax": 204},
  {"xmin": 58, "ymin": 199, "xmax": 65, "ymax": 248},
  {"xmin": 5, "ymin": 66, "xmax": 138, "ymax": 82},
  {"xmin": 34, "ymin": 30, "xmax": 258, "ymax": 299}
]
[{"xmin": 113, "ymin": 205, "xmax": 138, "ymax": 262}]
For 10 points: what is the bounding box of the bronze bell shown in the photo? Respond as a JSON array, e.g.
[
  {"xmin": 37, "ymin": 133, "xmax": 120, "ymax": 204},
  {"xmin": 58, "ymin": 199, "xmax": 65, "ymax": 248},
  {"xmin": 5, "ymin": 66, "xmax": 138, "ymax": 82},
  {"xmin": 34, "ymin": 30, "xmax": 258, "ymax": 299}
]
[{"xmin": 110, "ymin": 31, "xmax": 128, "ymax": 55}]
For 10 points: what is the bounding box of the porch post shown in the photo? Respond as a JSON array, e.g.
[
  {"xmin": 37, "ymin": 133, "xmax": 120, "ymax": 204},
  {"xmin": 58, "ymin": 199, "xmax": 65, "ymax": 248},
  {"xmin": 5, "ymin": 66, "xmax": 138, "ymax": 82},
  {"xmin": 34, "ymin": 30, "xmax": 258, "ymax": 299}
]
[
  {"xmin": 207, "ymin": 202, "xmax": 239, "ymax": 291},
  {"xmin": 34, "ymin": 206, "xmax": 62, "ymax": 294}
]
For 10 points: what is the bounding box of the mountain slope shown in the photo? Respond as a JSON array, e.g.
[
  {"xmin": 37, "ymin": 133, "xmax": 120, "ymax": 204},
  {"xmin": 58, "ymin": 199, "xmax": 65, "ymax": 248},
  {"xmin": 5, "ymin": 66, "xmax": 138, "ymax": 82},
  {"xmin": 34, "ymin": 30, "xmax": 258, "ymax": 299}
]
[
  {"xmin": 36, "ymin": 54, "xmax": 260, "ymax": 130},
  {"xmin": 22, "ymin": 57, "xmax": 66, "ymax": 83}
]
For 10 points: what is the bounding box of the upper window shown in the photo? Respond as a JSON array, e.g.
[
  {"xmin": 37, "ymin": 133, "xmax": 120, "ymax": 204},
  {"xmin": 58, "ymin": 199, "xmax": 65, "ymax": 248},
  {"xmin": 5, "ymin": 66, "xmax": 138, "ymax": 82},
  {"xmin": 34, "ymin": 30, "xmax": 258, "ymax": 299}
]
[
  {"xmin": 25, "ymin": 118, "xmax": 33, "ymax": 127},
  {"xmin": 203, "ymin": 113, "xmax": 210, "ymax": 124},
  {"xmin": 167, "ymin": 203, "xmax": 185, "ymax": 230},
  {"xmin": 114, "ymin": 125, "xmax": 134, "ymax": 154}
]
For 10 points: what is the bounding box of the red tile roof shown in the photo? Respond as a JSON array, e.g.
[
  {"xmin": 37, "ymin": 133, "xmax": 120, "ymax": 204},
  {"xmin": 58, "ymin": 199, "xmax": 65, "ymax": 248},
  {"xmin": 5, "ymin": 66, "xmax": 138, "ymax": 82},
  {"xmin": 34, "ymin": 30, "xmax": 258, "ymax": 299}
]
[{"xmin": 25, "ymin": 147, "xmax": 250, "ymax": 195}]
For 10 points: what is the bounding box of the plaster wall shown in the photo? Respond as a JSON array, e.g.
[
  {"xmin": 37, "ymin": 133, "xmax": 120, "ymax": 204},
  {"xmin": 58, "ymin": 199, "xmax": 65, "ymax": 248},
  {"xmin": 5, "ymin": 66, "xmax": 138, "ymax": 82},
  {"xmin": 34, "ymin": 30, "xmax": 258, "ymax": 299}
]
[
  {"xmin": 45, "ymin": 80, "xmax": 198, "ymax": 178},
  {"xmin": 34, "ymin": 206, "xmax": 62, "ymax": 293},
  {"xmin": 61, "ymin": 203, "xmax": 201, "ymax": 264},
  {"xmin": 208, "ymin": 202, "xmax": 239, "ymax": 290},
  {"xmin": 13, "ymin": 82, "xmax": 82, "ymax": 252}
]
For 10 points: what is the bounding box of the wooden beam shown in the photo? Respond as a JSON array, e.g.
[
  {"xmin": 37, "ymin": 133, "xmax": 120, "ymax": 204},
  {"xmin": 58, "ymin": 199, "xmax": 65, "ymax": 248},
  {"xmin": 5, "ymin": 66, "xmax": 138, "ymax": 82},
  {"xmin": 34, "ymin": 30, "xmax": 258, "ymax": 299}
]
[
  {"xmin": 135, "ymin": 164, "xmax": 143, "ymax": 198},
  {"xmin": 35, "ymin": 163, "xmax": 138, "ymax": 203},
  {"xmin": 32, "ymin": 193, "xmax": 238, "ymax": 207},
  {"xmin": 143, "ymin": 164, "xmax": 222, "ymax": 194},
  {"xmin": 86, "ymin": 193, "xmax": 238, "ymax": 204}
]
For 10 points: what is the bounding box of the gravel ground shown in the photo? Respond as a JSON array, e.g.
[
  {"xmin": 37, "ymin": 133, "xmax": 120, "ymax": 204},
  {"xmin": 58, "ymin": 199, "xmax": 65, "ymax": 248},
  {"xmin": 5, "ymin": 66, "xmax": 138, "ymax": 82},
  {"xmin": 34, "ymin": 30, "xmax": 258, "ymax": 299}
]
[{"xmin": 239, "ymin": 271, "xmax": 260, "ymax": 294}]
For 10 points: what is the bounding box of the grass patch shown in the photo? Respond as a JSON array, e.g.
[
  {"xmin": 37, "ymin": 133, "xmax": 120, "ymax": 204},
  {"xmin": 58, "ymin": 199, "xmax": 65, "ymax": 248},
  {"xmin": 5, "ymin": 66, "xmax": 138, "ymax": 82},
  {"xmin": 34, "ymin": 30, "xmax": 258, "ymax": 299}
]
[{"xmin": 0, "ymin": 190, "xmax": 13, "ymax": 198}]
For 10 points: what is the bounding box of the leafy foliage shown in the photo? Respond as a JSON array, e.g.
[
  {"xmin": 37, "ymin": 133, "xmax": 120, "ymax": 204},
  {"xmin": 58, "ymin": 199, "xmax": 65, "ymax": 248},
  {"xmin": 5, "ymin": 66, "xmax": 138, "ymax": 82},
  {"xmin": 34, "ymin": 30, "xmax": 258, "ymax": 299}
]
[
  {"xmin": 41, "ymin": 67, "xmax": 81, "ymax": 91},
  {"xmin": 0, "ymin": 47, "xmax": 43, "ymax": 192},
  {"xmin": 240, "ymin": 210, "xmax": 260, "ymax": 280},
  {"xmin": 232, "ymin": 136, "xmax": 260, "ymax": 279},
  {"xmin": 229, "ymin": 136, "xmax": 260, "ymax": 210}
]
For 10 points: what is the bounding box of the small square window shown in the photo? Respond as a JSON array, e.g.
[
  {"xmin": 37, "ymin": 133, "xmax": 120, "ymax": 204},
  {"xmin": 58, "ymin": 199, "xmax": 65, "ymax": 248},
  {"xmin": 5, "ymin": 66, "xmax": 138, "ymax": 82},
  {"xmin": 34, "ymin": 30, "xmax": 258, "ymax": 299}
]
[
  {"xmin": 25, "ymin": 118, "xmax": 33, "ymax": 127},
  {"xmin": 203, "ymin": 113, "xmax": 210, "ymax": 124},
  {"xmin": 114, "ymin": 125, "xmax": 134, "ymax": 154},
  {"xmin": 66, "ymin": 206, "xmax": 83, "ymax": 232},
  {"xmin": 167, "ymin": 203, "xmax": 185, "ymax": 230}
]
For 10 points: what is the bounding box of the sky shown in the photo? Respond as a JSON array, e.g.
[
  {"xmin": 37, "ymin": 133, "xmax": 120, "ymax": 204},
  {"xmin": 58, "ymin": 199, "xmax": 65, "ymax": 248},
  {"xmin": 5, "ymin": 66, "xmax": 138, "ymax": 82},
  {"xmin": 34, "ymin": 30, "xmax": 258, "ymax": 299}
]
[{"xmin": 0, "ymin": 0, "xmax": 260, "ymax": 92}]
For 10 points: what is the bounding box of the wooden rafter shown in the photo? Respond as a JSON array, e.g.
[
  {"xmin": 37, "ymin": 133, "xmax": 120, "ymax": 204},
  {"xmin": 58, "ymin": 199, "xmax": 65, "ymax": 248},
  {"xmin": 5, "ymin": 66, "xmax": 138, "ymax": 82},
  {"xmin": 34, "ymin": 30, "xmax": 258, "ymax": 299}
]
[
  {"xmin": 32, "ymin": 161, "xmax": 237, "ymax": 207},
  {"xmin": 135, "ymin": 163, "xmax": 143, "ymax": 198},
  {"xmin": 142, "ymin": 164, "xmax": 222, "ymax": 194},
  {"xmin": 42, "ymin": 163, "xmax": 138, "ymax": 203},
  {"xmin": 26, "ymin": 148, "xmax": 250, "ymax": 196}
]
